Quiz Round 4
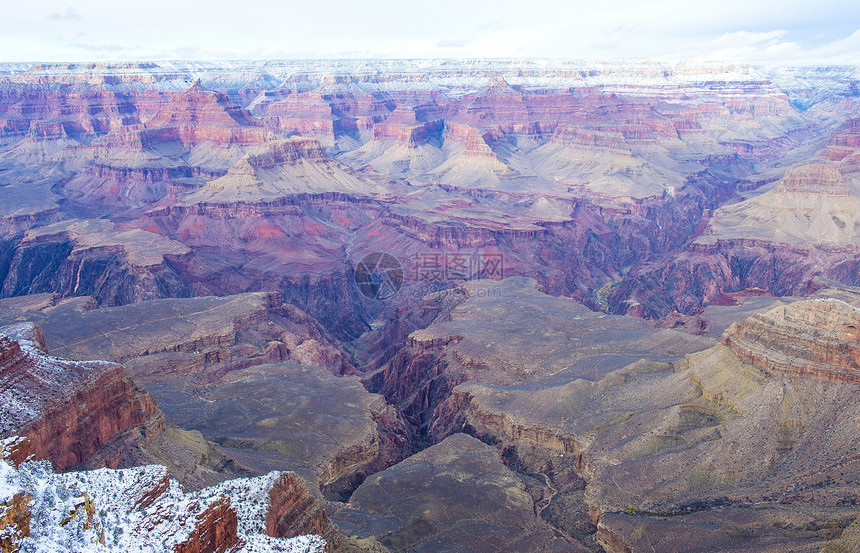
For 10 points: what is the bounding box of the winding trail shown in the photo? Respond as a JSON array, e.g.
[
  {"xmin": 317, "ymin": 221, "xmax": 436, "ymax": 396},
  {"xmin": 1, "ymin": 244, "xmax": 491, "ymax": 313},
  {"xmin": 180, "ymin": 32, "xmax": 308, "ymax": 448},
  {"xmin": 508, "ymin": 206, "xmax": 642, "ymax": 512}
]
[{"xmin": 536, "ymin": 472, "xmax": 559, "ymax": 518}]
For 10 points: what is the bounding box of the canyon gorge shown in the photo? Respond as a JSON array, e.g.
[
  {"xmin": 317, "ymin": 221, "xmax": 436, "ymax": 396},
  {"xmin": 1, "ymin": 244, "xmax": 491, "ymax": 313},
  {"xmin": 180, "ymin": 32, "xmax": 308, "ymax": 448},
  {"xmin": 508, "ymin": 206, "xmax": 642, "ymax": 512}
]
[{"xmin": 1, "ymin": 59, "xmax": 860, "ymax": 552}]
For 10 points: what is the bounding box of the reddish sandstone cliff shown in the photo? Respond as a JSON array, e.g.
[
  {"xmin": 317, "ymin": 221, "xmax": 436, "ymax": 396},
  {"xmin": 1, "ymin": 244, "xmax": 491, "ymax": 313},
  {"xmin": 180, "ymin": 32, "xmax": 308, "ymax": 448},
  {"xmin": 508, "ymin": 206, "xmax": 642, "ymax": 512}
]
[
  {"xmin": 0, "ymin": 323, "xmax": 164, "ymax": 471},
  {"xmin": 174, "ymin": 496, "xmax": 239, "ymax": 553},
  {"xmin": 266, "ymin": 473, "xmax": 342, "ymax": 551}
]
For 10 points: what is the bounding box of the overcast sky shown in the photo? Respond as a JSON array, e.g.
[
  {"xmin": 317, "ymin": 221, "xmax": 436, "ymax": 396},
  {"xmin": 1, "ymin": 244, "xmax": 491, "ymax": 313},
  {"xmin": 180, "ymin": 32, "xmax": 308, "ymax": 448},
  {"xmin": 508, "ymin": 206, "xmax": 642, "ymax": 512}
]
[{"xmin": 2, "ymin": 0, "xmax": 859, "ymax": 65}]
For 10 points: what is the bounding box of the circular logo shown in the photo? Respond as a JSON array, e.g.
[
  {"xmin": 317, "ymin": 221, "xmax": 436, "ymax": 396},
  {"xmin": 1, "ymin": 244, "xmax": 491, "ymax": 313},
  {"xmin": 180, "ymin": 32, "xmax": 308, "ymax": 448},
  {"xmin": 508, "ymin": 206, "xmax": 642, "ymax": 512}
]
[{"xmin": 354, "ymin": 252, "xmax": 403, "ymax": 300}]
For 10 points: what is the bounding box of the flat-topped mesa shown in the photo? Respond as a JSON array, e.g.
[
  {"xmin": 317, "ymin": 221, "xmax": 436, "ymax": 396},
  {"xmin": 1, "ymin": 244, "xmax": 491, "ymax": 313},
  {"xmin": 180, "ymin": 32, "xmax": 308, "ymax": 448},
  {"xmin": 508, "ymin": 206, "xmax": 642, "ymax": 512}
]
[
  {"xmin": 371, "ymin": 105, "xmax": 444, "ymax": 147},
  {"xmin": 773, "ymin": 163, "xmax": 849, "ymax": 196},
  {"xmin": 260, "ymin": 94, "xmax": 340, "ymax": 143},
  {"xmin": 721, "ymin": 299, "xmax": 860, "ymax": 383},
  {"xmin": 141, "ymin": 82, "xmax": 268, "ymax": 146}
]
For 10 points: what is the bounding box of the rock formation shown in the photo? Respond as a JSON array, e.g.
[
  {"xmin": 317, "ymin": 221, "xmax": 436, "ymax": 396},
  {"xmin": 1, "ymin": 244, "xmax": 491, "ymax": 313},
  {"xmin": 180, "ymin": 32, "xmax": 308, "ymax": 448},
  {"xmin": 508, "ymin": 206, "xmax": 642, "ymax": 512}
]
[
  {"xmin": 773, "ymin": 162, "xmax": 849, "ymax": 195},
  {"xmin": 722, "ymin": 298, "xmax": 860, "ymax": 382},
  {"xmin": 0, "ymin": 293, "xmax": 410, "ymax": 499},
  {"xmin": 0, "ymin": 323, "xmax": 164, "ymax": 471},
  {"xmin": 340, "ymin": 434, "xmax": 585, "ymax": 553},
  {"xmin": 0, "ymin": 292, "xmax": 355, "ymax": 381},
  {"xmin": 0, "ymin": 444, "xmax": 332, "ymax": 553},
  {"xmin": 367, "ymin": 277, "xmax": 711, "ymax": 429},
  {"xmin": 181, "ymin": 138, "xmax": 384, "ymax": 203},
  {"xmin": 1, "ymin": 219, "xmax": 191, "ymax": 307},
  {"xmin": 267, "ymin": 473, "xmax": 342, "ymax": 550}
]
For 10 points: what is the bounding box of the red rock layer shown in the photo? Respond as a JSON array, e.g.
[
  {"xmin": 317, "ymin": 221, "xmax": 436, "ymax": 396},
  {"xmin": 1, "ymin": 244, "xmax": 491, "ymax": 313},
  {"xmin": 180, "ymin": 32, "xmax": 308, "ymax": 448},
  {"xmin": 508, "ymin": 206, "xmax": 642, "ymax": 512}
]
[
  {"xmin": 0, "ymin": 90, "xmax": 138, "ymax": 138},
  {"xmin": 174, "ymin": 496, "xmax": 239, "ymax": 553},
  {"xmin": 722, "ymin": 299, "xmax": 860, "ymax": 383},
  {"xmin": 0, "ymin": 327, "xmax": 165, "ymax": 471},
  {"xmin": 773, "ymin": 163, "xmax": 848, "ymax": 195},
  {"xmin": 0, "ymin": 437, "xmax": 32, "ymax": 469},
  {"xmin": 822, "ymin": 118, "xmax": 860, "ymax": 161},
  {"xmin": 266, "ymin": 473, "xmax": 342, "ymax": 552}
]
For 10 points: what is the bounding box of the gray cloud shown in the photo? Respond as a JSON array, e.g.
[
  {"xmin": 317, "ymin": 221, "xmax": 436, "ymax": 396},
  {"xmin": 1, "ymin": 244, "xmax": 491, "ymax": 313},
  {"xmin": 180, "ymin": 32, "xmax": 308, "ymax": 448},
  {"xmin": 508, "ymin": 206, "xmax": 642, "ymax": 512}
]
[{"xmin": 45, "ymin": 7, "xmax": 82, "ymax": 21}]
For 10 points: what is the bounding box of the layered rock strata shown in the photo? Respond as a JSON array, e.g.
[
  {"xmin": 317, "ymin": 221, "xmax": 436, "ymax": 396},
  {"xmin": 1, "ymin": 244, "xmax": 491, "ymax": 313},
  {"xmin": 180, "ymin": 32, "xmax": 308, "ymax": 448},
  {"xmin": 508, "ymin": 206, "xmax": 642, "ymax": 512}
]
[
  {"xmin": 0, "ymin": 323, "xmax": 163, "ymax": 471},
  {"xmin": 0, "ymin": 293, "xmax": 409, "ymax": 499},
  {"xmin": 722, "ymin": 298, "xmax": 860, "ymax": 383}
]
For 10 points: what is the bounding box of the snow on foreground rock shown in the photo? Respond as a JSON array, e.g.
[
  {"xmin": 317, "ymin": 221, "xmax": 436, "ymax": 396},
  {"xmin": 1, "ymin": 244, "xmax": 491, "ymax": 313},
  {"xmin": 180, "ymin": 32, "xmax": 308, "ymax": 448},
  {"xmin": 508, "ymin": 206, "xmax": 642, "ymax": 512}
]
[{"xmin": 0, "ymin": 437, "xmax": 327, "ymax": 553}]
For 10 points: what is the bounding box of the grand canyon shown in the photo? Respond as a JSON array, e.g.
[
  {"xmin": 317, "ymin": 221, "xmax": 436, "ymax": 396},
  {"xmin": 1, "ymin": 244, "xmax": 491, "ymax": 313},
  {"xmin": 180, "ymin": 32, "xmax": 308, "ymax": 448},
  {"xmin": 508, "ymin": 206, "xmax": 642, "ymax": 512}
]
[{"xmin": 1, "ymin": 58, "xmax": 860, "ymax": 552}]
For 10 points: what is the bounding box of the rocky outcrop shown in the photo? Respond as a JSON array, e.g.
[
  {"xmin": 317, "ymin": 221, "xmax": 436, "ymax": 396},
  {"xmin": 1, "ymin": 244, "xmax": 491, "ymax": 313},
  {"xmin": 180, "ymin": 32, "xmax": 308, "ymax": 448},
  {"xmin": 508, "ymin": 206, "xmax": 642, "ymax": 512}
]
[
  {"xmin": 722, "ymin": 299, "xmax": 860, "ymax": 382},
  {"xmin": 266, "ymin": 473, "xmax": 342, "ymax": 551},
  {"xmin": 3, "ymin": 292, "xmax": 356, "ymax": 381},
  {"xmin": 0, "ymin": 456, "xmax": 329, "ymax": 552},
  {"xmin": 773, "ymin": 163, "xmax": 848, "ymax": 195},
  {"xmin": 188, "ymin": 362, "xmax": 412, "ymax": 501},
  {"xmin": 174, "ymin": 496, "xmax": 239, "ymax": 553},
  {"xmin": 341, "ymin": 434, "xmax": 586, "ymax": 553},
  {"xmin": 822, "ymin": 118, "xmax": 860, "ymax": 161},
  {"xmin": 0, "ymin": 219, "xmax": 191, "ymax": 307},
  {"xmin": 0, "ymin": 323, "xmax": 164, "ymax": 471},
  {"xmin": 182, "ymin": 138, "xmax": 383, "ymax": 203},
  {"xmin": 0, "ymin": 490, "xmax": 31, "ymax": 553}
]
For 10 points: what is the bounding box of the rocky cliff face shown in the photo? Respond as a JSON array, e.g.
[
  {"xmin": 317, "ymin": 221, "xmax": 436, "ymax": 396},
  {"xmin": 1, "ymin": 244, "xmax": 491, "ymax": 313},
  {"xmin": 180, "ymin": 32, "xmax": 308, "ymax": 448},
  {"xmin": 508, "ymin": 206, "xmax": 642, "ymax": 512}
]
[
  {"xmin": 773, "ymin": 162, "xmax": 849, "ymax": 195},
  {"xmin": 266, "ymin": 473, "xmax": 342, "ymax": 551},
  {"xmin": 0, "ymin": 293, "xmax": 410, "ymax": 501},
  {"xmin": 173, "ymin": 496, "xmax": 238, "ymax": 553},
  {"xmin": 0, "ymin": 219, "xmax": 191, "ymax": 307},
  {"xmin": 0, "ymin": 445, "xmax": 331, "ymax": 553},
  {"xmin": 722, "ymin": 298, "xmax": 860, "ymax": 382},
  {"xmin": 822, "ymin": 118, "xmax": 860, "ymax": 162},
  {"xmin": 370, "ymin": 290, "xmax": 860, "ymax": 552},
  {"xmin": 0, "ymin": 323, "xmax": 164, "ymax": 471}
]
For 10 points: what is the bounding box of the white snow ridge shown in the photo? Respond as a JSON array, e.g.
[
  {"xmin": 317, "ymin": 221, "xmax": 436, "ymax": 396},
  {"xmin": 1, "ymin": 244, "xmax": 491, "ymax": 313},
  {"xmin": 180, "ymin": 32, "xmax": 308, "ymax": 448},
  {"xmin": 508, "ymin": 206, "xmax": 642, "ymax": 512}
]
[{"xmin": 0, "ymin": 445, "xmax": 327, "ymax": 553}]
